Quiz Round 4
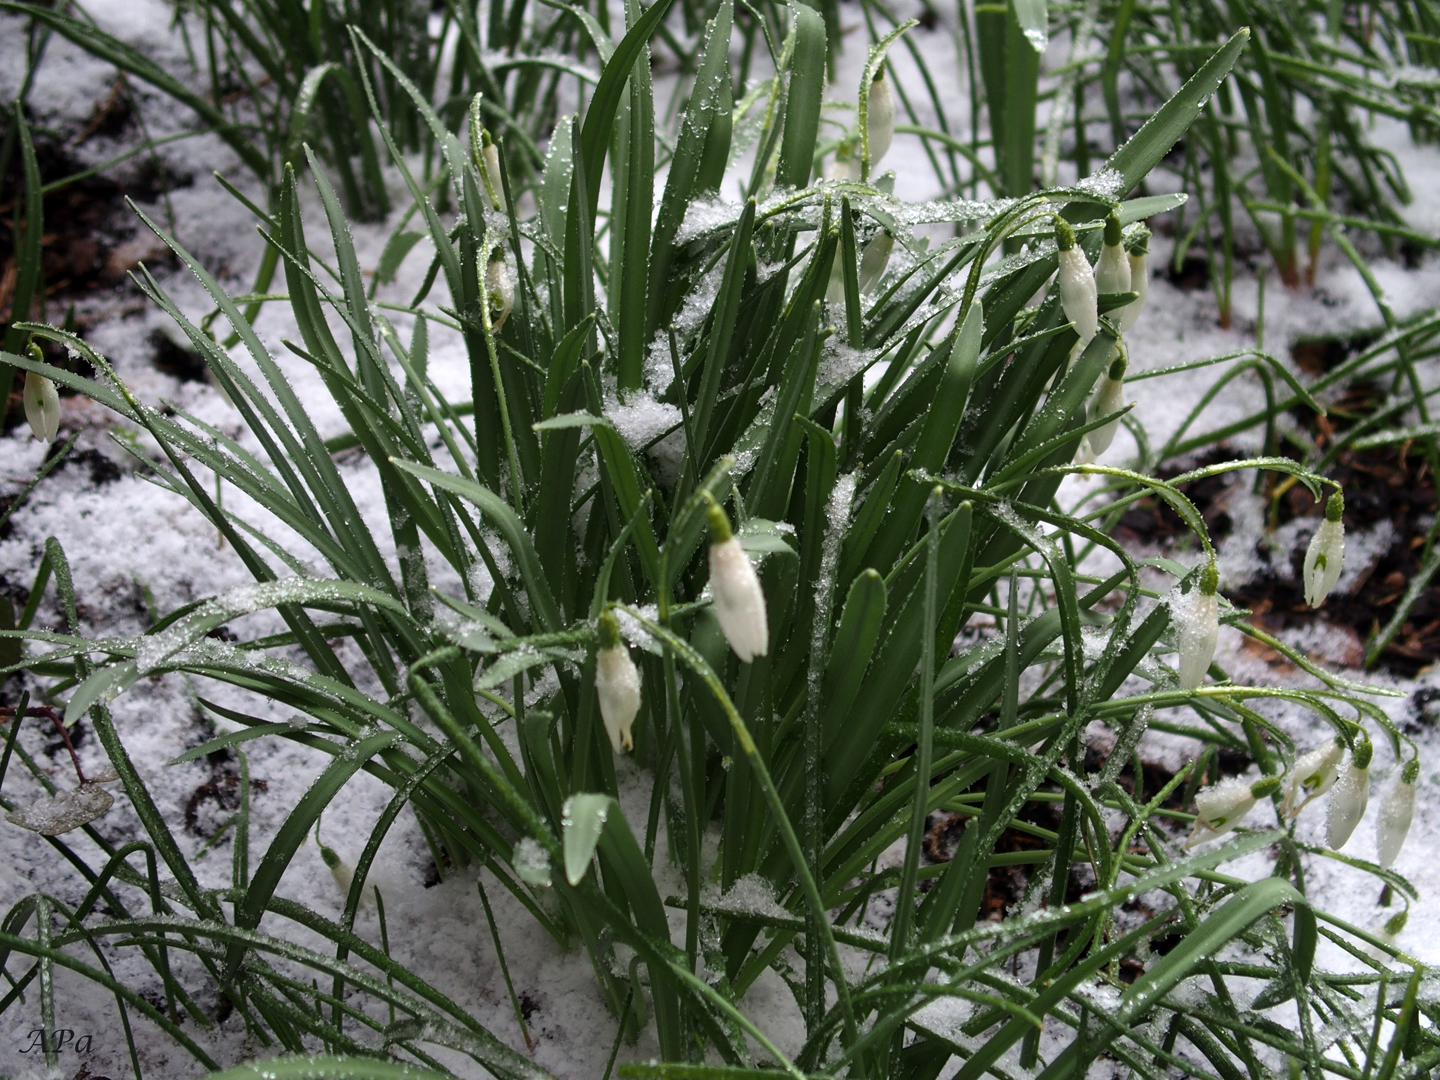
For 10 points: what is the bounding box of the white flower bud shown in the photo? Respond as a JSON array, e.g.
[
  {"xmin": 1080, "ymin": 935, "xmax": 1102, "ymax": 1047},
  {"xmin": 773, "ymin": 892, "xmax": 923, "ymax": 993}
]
[
  {"xmin": 319, "ymin": 841, "xmax": 368, "ymax": 910},
  {"xmin": 707, "ymin": 501, "xmax": 768, "ymax": 663},
  {"xmin": 486, "ymin": 257, "xmax": 514, "ymax": 332},
  {"xmin": 866, "ymin": 70, "xmax": 894, "ymax": 170},
  {"xmin": 1118, "ymin": 244, "xmax": 1149, "ymax": 332},
  {"xmin": 482, "ymin": 142, "xmax": 506, "ymax": 211},
  {"xmin": 1303, "ymin": 493, "xmax": 1345, "ymax": 608},
  {"xmin": 1186, "ymin": 775, "xmax": 1279, "ymax": 848},
  {"xmin": 1055, "ymin": 220, "xmax": 1098, "ymax": 344},
  {"xmin": 1174, "ymin": 563, "xmax": 1220, "ymax": 690},
  {"xmin": 1086, "ymin": 353, "xmax": 1127, "ymax": 456},
  {"xmin": 1093, "ymin": 213, "xmax": 1131, "ymax": 296},
  {"xmin": 1282, "ymin": 737, "xmax": 1345, "ymax": 818},
  {"xmin": 23, "ymin": 370, "xmax": 59, "ymax": 443},
  {"xmin": 858, "ymin": 230, "xmax": 894, "ymax": 294},
  {"xmin": 1326, "ymin": 739, "xmax": 1372, "ymax": 850},
  {"xmin": 595, "ymin": 611, "xmax": 640, "ymax": 754},
  {"xmin": 1376, "ymin": 758, "xmax": 1418, "ymax": 868}
]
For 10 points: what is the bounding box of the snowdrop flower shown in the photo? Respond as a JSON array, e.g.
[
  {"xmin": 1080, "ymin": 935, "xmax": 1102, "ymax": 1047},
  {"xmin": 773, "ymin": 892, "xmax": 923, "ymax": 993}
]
[
  {"xmin": 595, "ymin": 610, "xmax": 640, "ymax": 754},
  {"xmin": 1175, "ymin": 561, "xmax": 1220, "ymax": 690},
  {"xmin": 23, "ymin": 370, "xmax": 59, "ymax": 443},
  {"xmin": 1303, "ymin": 492, "xmax": 1345, "ymax": 608},
  {"xmin": 866, "ymin": 69, "xmax": 895, "ymax": 170},
  {"xmin": 1086, "ymin": 352, "xmax": 1128, "ymax": 456},
  {"xmin": 706, "ymin": 498, "xmax": 769, "ymax": 662},
  {"xmin": 482, "ymin": 141, "xmax": 506, "ymax": 211},
  {"xmin": 1055, "ymin": 219, "xmax": 1098, "ymax": 344},
  {"xmin": 1282, "ymin": 736, "xmax": 1345, "ymax": 818},
  {"xmin": 858, "ymin": 230, "xmax": 894, "ymax": 294},
  {"xmin": 1093, "ymin": 212, "xmax": 1131, "ymax": 296},
  {"xmin": 1117, "ymin": 230, "xmax": 1150, "ymax": 333},
  {"xmin": 486, "ymin": 257, "xmax": 514, "ymax": 332},
  {"xmin": 1326, "ymin": 737, "xmax": 1372, "ymax": 850},
  {"xmin": 319, "ymin": 841, "xmax": 355, "ymax": 900},
  {"xmin": 1186, "ymin": 774, "xmax": 1280, "ymax": 848},
  {"xmin": 1376, "ymin": 757, "xmax": 1418, "ymax": 868}
]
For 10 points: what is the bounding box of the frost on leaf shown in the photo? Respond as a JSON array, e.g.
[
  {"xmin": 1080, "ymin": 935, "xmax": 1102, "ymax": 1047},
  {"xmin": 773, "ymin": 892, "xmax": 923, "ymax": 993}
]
[{"xmin": 6, "ymin": 783, "xmax": 114, "ymax": 835}]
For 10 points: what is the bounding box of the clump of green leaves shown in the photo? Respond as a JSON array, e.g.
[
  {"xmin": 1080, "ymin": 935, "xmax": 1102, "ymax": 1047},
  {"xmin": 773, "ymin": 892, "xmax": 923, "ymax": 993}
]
[{"xmin": 0, "ymin": 8, "xmax": 1433, "ymax": 1080}]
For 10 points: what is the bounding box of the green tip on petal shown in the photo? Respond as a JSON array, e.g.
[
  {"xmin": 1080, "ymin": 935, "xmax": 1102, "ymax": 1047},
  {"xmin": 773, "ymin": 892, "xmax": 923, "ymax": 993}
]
[
  {"xmin": 1054, "ymin": 218, "xmax": 1076, "ymax": 251},
  {"xmin": 598, "ymin": 610, "xmax": 621, "ymax": 649},
  {"xmin": 1200, "ymin": 561, "xmax": 1219, "ymax": 596},
  {"xmin": 1104, "ymin": 212, "xmax": 1122, "ymax": 247},
  {"xmin": 1325, "ymin": 490, "xmax": 1344, "ymax": 522},
  {"xmin": 705, "ymin": 496, "xmax": 733, "ymax": 544},
  {"xmin": 1250, "ymin": 775, "xmax": 1281, "ymax": 799}
]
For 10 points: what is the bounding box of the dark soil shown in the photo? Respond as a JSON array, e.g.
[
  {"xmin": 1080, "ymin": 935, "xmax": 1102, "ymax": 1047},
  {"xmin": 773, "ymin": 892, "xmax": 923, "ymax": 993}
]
[{"xmin": 1, "ymin": 93, "xmax": 186, "ymax": 336}]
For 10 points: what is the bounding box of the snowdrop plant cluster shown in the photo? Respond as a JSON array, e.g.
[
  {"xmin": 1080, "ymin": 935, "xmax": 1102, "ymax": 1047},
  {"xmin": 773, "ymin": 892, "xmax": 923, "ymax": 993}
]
[{"xmin": 2, "ymin": 11, "xmax": 1429, "ymax": 1080}]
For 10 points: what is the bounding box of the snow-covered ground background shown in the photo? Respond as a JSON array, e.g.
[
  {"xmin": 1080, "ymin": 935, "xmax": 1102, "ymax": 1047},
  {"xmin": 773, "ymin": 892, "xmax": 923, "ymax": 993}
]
[{"xmin": 2, "ymin": 1, "xmax": 1439, "ymax": 1077}]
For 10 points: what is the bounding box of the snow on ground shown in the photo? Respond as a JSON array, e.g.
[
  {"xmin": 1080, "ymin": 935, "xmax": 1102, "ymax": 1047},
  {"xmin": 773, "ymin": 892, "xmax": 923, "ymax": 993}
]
[{"xmin": 2, "ymin": 1, "xmax": 1440, "ymax": 1077}]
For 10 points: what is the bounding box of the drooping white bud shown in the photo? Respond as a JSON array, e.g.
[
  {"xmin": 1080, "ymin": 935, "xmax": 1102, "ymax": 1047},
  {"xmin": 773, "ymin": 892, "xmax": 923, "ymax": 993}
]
[
  {"xmin": 1055, "ymin": 220, "xmax": 1098, "ymax": 344},
  {"xmin": 1174, "ymin": 562, "xmax": 1220, "ymax": 690},
  {"xmin": 319, "ymin": 842, "xmax": 355, "ymax": 899},
  {"xmin": 486, "ymin": 257, "xmax": 514, "ymax": 332},
  {"xmin": 706, "ymin": 499, "xmax": 769, "ymax": 663},
  {"xmin": 23, "ymin": 370, "xmax": 59, "ymax": 443},
  {"xmin": 1093, "ymin": 212, "xmax": 1131, "ymax": 296},
  {"xmin": 1376, "ymin": 758, "xmax": 1418, "ymax": 868},
  {"xmin": 1303, "ymin": 492, "xmax": 1346, "ymax": 608},
  {"xmin": 1186, "ymin": 774, "xmax": 1279, "ymax": 848},
  {"xmin": 866, "ymin": 70, "xmax": 895, "ymax": 171},
  {"xmin": 1086, "ymin": 352, "xmax": 1128, "ymax": 456},
  {"xmin": 1117, "ymin": 236, "xmax": 1152, "ymax": 334},
  {"xmin": 858, "ymin": 230, "xmax": 894, "ymax": 294},
  {"xmin": 1282, "ymin": 737, "xmax": 1345, "ymax": 818},
  {"xmin": 1326, "ymin": 738, "xmax": 1372, "ymax": 850},
  {"xmin": 595, "ymin": 611, "xmax": 640, "ymax": 754}
]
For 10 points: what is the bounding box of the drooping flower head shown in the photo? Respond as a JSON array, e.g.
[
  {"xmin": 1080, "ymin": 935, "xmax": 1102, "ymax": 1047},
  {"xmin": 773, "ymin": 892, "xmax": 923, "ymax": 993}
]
[
  {"xmin": 1282, "ymin": 736, "xmax": 1345, "ymax": 818},
  {"xmin": 23, "ymin": 350, "xmax": 59, "ymax": 444},
  {"xmin": 1303, "ymin": 491, "xmax": 1345, "ymax": 608},
  {"xmin": 706, "ymin": 497, "xmax": 769, "ymax": 663},
  {"xmin": 1086, "ymin": 351, "xmax": 1128, "ymax": 457},
  {"xmin": 595, "ymin": 609, "xmax": 641, "ymax": 754},
  {"xmin": 1093, "ymin": 212, "xmax": 1131, "ymax": 297},
  {"xmin": 1376, "ymin": 756, "xmax": 1418, "ymax": 868},
  {"xmin": 1118, "ymin": 228, "xmax": 1150, "ymax": 333},
  {"xmin": 1055, "ymin": 219, "xmax": 1098, "ymax": 345},
  {"xmin": 1186, "ymin": 774, "xmax": 1280, "ymax": 848},
  {"xmin": 1175, "ymin": 561, "xmax": 1220, "ymax": 690},
  {"xmin": 1326, "ymin": 735, "xmax": 1372, "ymax": 851}
]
